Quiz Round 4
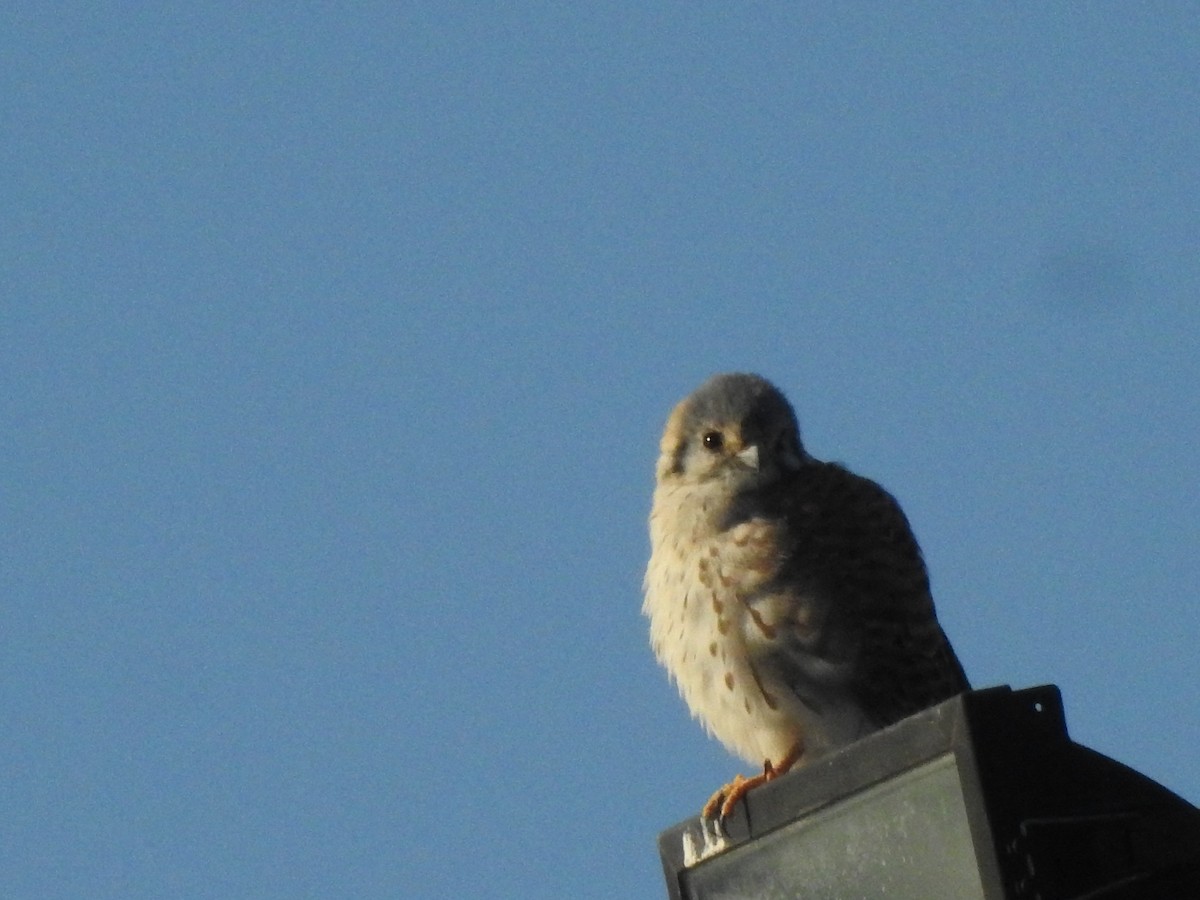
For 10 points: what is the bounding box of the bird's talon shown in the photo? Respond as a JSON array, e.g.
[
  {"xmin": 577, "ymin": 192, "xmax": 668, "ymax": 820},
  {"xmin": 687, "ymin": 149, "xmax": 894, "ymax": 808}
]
[
  {"xmin": 702, "ymin": 744, "xmax": 805, "ymax": 822},
  {"xmin": 701, "ymin": 774, "xmax": 742, "ymax": 821}
]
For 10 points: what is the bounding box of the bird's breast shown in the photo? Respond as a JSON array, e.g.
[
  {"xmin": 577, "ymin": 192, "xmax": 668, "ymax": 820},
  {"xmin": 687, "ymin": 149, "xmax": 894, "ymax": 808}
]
[{"xmin": 644, "ymin": 489, "xmax": 803, "ymax": 765}]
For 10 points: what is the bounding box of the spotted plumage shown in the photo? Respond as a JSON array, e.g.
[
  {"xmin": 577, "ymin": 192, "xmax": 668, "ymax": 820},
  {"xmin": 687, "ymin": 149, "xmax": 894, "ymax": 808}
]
[{"xmin": 643, "ymin": 373, "xmax": 968, "ymax": 817}]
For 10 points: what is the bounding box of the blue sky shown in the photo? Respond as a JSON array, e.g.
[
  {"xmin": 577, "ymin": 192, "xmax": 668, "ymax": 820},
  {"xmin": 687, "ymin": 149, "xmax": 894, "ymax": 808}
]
[{"xmin": 3, "ymin": 5, "xmax": 1198, "ymax": 898}]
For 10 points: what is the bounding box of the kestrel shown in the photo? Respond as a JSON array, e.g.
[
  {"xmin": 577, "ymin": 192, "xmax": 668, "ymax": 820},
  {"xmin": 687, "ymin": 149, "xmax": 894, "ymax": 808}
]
[{"xmin": 643, "ymin": 373, "xmax": 969, "ymax": 819}]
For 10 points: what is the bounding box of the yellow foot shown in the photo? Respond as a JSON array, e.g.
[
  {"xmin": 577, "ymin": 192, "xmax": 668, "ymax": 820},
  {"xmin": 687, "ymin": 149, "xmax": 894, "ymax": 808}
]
[
  {"xmin": 701, "ymin": 741, "xmax": 805, "ymax": 821},
  {"xmin": 702, "ymin": 771, "xmax": 763, "ymax": 821}
]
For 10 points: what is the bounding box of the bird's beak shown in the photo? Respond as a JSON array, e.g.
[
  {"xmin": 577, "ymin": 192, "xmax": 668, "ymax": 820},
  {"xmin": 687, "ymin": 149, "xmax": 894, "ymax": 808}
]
[{"xmin": 736, "ymin": 444, "xmax": 759, "ymax": 470}]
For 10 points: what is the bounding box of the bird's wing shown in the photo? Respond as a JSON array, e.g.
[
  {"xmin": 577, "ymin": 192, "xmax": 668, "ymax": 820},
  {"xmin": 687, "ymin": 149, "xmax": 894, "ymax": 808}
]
[{"xmin": 775, "ymin": 461, "xmax": 970, "ymax": 728}]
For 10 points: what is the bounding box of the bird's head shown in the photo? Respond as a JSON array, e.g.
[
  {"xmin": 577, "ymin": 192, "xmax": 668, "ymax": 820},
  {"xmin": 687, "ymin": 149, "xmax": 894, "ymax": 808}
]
[{"xmin": 657, "ymin": 373, "xmax": 808, "ymax": 490}]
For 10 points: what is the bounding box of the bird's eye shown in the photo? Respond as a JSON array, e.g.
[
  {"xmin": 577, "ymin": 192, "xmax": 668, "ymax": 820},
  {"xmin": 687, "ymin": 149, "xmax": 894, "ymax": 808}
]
[{"xmin": 702, "ymin": 431, "xmax": 724, "ymax": 452}]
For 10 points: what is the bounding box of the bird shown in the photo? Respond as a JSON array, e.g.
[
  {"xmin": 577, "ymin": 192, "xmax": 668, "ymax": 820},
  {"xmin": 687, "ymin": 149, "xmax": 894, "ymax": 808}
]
[{"xmin": 643, "ymin": 373, "xmax": 969, "ymax": 820}]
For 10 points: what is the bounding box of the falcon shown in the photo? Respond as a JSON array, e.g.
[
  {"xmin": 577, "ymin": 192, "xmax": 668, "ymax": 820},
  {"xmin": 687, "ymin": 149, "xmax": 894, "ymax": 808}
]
[{"xmin": 643, "ymin": 373, "xmax": 969, "ymax": 819}]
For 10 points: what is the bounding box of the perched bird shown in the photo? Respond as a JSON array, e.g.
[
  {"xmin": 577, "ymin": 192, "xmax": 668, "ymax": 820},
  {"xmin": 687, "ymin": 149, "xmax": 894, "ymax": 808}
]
[{"xmin": 643, "ymin": 373, "xmax": 969, "ymax": 819}]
